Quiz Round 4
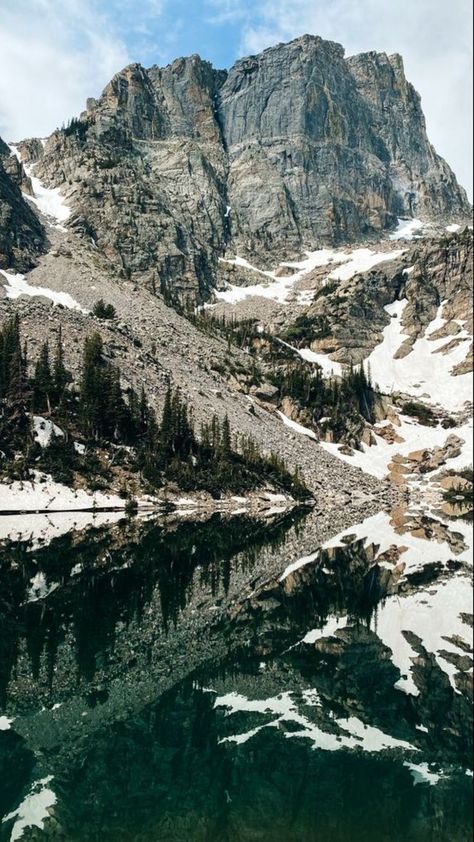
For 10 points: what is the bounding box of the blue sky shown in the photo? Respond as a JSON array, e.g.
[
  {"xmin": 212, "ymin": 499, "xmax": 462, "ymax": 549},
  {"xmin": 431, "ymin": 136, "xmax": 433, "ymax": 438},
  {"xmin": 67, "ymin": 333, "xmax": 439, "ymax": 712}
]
[{"xmin": 0, "ymin": 0, "xmax": 472, "ymax": 193}]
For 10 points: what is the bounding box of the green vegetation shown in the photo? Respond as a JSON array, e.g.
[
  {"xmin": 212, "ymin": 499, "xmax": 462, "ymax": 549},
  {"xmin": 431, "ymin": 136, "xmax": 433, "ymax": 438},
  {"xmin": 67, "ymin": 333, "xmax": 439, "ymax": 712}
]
[
  {"xmin": 268, "ymin": 353, "xmax": 377, "ymax": 442},
  {"xmin": 92, "ymin": 299, "xmax": 117, "ymax": 320},
  {"xmin": 402, "ymin": 400, "xmax": 437, "ymax": 426},
  {"xmin": 284, "ymin": 314, "xmax": 331, "ymax": 344},
  {"xmin": 313, "ymin": 281, "xmax": 339, "ymax": 300},
  {"xmin": 0, "ymin": 317, "xmax": 308, "ymax": 499},
  {"xmin": 61, "ymin": 116, "xmax": 89, "ymax": 142},
  {"xmin": 158, "ymin": 284, "xmax": 378, "ymax": 448}
]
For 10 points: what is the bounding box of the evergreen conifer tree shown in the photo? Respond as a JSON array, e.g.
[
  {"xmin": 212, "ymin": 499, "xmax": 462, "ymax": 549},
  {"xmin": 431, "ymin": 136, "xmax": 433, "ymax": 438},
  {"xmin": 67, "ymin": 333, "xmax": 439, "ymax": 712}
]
[{"xmin": 33, "ymin": 342, "xmax": 53, "ymax": 413}]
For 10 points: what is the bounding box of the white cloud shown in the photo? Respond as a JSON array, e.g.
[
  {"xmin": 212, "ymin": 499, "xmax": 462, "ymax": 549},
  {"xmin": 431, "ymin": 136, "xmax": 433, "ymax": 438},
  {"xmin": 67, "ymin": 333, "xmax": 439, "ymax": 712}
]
[
  {"xmin": 240, "ymin": 0, "xmax": 473, "ymax": 196},
  {"xmin": 0, "ymin": 0, "xmax": 130, "ymax": 142},
  {"xmin": 206, "ymin": 0, "xmax": 249, "ymax": 23}
]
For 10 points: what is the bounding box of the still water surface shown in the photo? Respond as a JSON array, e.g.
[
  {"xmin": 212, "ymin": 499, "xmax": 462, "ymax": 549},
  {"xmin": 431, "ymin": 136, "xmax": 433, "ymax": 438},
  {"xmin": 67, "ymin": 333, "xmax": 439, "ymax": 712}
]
[{"xmin": 0, "ymin": 506, "xmax": 472, "ymax": 841}]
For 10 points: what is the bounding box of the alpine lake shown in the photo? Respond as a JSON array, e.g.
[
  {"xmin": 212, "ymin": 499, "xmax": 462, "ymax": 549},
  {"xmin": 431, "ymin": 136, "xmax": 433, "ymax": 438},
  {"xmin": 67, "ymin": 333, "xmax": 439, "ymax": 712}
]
[{"xmin": 0, "ymin": 499, "xmax": 472, "ymax": 842}]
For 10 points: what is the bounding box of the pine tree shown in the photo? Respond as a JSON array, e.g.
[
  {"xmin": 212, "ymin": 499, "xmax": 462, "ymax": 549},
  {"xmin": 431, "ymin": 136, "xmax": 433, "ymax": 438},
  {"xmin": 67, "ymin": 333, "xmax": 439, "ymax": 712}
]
[
  {"xmin": 79, "ymin": 333, "xmax": 104, "ymax": 439},
  {"xmin": 53, "ymin": 325, "xmax": 70, "ymax": 405},
  {"xmin": 33, "ymin": 342, "xmax": 53, "ymax": 413},
  {"xmin": 221, "ymin": 414, "xmax": 231, "ymax": 459}
]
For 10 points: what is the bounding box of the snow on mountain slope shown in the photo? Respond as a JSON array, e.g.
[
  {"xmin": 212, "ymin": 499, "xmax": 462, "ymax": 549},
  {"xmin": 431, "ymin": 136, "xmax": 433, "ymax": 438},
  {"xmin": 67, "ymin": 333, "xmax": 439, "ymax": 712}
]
[
  {"xmin": 0, "ymin": 473, "xmax": 157, "ymax": 514},
  {"xmin": 216, "ymin": 247, "xmax": 404, "ymax": 305},
  {"xmin": 9, "ymin": 144, "xmax": 70, "ymax": 230},
  {"xmin": 0, "ymin": 269, "xmax": 87, "ymax": 312},
  {"xmin": 367, "ymin": 300, "xmax": 472, "ymax": 412}
]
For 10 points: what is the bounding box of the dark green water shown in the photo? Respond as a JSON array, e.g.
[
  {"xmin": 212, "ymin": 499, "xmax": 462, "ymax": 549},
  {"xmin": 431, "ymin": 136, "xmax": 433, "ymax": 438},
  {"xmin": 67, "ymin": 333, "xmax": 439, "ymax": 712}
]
[{"xmin": 0, "ymin": 510, "xmax": 472, "ymax": 841}]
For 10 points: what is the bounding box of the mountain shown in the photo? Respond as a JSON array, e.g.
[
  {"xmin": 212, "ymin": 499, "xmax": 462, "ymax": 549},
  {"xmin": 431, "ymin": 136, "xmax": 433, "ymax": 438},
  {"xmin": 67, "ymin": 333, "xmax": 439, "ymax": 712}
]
[
  {"xmin": 0, "ymin": 139, "xmax": 45, "ymax": 272},
  {"xmin": 8, "ymin": 35, "xmax": 470, "ymax": 294},
  {"xmin": 0, "ymin": 35, "xmax": 472, "ymax": 514}
]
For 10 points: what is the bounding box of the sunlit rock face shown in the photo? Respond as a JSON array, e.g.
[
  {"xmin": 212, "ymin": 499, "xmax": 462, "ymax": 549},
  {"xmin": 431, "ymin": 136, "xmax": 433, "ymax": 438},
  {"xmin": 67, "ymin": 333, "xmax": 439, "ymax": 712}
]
[{"xmin": 23, "ymin": 36, "xmax": 470, "ymax": 295}]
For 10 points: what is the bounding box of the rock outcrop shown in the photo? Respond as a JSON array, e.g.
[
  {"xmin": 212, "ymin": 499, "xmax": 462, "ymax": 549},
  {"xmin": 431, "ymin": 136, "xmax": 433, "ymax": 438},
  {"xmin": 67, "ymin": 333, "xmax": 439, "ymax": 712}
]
[
  {"xmin": 301, "ymin": 229, "xmax": 473, "ymax": 364},
  {"xmin": 19, "ymin": 35, "xmax": 469, "ymax": 296},
  {"xmin": 0, "ymin": 138, "xmax": 45, "ymax": 272}
]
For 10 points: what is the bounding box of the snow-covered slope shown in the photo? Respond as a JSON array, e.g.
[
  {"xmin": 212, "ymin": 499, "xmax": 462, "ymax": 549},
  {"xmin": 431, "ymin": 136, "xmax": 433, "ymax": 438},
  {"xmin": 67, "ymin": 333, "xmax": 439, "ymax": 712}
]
[
  {"xmin": 367, "ymin": 300, "xmax": 472, "ymax": 412},
  {"xmin": 9, "ymin": 144, "xmax": 70, "ymax": 230}
]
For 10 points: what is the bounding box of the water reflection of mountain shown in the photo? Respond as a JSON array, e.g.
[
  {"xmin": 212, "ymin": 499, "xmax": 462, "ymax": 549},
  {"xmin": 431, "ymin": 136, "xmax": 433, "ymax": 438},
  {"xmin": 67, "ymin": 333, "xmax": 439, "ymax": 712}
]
[
  {"xmin": 0, "ymin": 506, "xmax": 472, "ymax": 842},
  {"xmin": 0, "ymin": 510, "xmax": 306, "ymax": 701}
]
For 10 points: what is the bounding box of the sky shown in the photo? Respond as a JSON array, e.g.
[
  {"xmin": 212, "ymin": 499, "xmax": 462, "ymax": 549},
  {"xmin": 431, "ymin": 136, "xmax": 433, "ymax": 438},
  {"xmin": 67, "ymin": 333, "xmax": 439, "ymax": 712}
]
[{"xmin": 0, "ymin": 0, "xmax": 472, "ymax": 195}]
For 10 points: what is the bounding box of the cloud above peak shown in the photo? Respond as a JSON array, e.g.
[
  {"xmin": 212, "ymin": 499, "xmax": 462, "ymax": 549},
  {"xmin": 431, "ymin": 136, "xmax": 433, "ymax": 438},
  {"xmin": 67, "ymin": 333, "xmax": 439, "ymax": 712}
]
[{"xmin": 0, "ymin": 0, "xmax": 130, "ymax": 141}]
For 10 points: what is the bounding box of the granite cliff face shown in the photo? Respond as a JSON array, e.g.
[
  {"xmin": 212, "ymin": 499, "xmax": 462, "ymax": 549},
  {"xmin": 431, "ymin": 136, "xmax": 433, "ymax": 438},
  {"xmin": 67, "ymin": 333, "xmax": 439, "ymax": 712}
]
[
  {"xmin": 11, "ymin": 36, "xmax": 472, "ymax": 295},
  {"xmin": 0, "ymin": 137, "xmax": 45, "ymax": 272}
]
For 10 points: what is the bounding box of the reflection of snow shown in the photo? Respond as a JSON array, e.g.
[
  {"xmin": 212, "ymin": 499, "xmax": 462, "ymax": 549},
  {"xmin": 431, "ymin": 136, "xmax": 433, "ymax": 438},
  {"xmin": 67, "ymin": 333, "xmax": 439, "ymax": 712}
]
[
  {"xmin": 404, "ymin": 762, "xmax": 442, "ymax": 786},
  {"xmin": 286, "ymin": 505, "xmax": 473, "ymax": 698},
  {"xmin": 0, "ymin": 510, "xmax": 127, "ymax": 547},
  {"xmin": 213, "ymin": 689, "xmax": 417, "ymax": 753},
  {"xmin": 302, "ymin": 616, "xmax": 348, "ymax": 643},
  {"xmin": 281, "ymin": 510, "xmax": 472, "ymax": 582},
  {"xmin": 2, "ymin": 776, "xmax": 57, "ymax": 841},
  {"xmin": 27, "ymin": 571, "xmax": 59, "ymax": 603},
  {"xmin": 0, "ymin": 270, "xmax": 87, "ymax": 313},
  {"xmin": 374, "ymin": 576, "xmax": 473, "ymax": 696}
]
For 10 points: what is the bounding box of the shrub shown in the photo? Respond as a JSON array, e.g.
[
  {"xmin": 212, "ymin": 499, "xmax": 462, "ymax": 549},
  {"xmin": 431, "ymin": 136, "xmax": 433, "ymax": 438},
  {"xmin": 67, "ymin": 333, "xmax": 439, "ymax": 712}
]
[
  {"xmin": 402, "ymin": 401, "xmax": 436, "ymax": 426},
  {"xmin": 93, "ymin": 299, "xmax": 116, "ymax": 320}
]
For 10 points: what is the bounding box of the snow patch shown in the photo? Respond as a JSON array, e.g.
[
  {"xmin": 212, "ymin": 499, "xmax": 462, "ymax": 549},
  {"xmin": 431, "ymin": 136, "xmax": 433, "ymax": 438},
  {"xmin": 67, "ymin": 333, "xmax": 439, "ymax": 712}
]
[
  {"xmin": 33, "ymin": 417, "xmax": 64, "ymax": 448},
  {"xmin": 366, "ymin": 300, "xmax": 472, "ymax": 412},
  {"xmin": 0, "ymin": 473, "xmax": 145, "ymax": 514},
  {"xmin": 390, "ymin": 218, "xmax": 425, "ymax": 240},
  {"xmin": 9, "ymin": 144, "xmax": 70, "ymax": 230},
  {"xmin": 0, "ymin": 270, "xmax": 87, "ymax": 313},
  {"xmin": 320, "ymin": 414, "xmax": 473, "ymax": 481},
  {"xmin": 216, "ymin": 247, "xmax": 404, "ymax": 306},
  {"xmin": 326, "ymin": 248, "xmax": 404, "ymax": 282},
  {"xmin": 276, "ymin": 410, "xmax": 317, "ymax": 440}
]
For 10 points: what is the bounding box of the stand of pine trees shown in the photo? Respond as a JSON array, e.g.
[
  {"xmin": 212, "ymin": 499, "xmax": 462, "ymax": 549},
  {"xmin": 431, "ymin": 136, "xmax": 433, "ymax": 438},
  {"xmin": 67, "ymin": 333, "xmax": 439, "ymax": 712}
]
[
  {"xmin": 270, "ymin": 358, "xmax": 376, "ymax": 440},
  {"xmin": 0, "ymin": 317, "xmax": 308, "ymax": 498},
  {"xmin": 162, "ymin": 298, "xmax": 378, "ymax": 448}
]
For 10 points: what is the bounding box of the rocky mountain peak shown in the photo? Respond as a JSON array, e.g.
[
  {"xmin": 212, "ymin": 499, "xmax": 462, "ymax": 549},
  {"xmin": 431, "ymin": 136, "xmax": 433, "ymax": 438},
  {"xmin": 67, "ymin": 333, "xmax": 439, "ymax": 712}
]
[{"xmin": 5, "ymin": 36, "xmax": 471, "ymax": 293}]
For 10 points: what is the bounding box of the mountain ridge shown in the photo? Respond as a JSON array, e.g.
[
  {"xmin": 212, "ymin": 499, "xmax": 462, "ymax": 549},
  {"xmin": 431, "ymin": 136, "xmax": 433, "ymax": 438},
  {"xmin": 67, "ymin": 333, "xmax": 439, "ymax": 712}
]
[{"xmin": 2, "ymin": 34, "xmax": 469, "ymax": 294}]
